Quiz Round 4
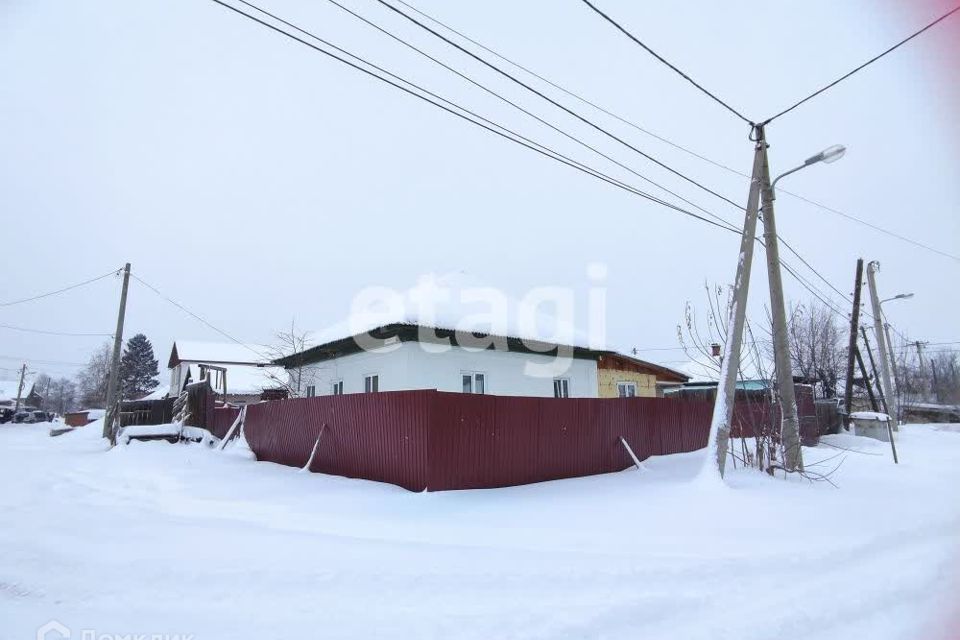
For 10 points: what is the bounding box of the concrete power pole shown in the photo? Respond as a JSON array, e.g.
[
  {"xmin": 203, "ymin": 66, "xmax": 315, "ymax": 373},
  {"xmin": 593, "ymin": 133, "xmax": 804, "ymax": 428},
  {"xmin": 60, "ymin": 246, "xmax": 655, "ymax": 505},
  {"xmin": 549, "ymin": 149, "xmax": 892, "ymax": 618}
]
[
  {"xmin": 866, "ymin": 261, "xmax": 898, "ymax": 424},
  {"xmin": 102, "ymin": 263, "xmax": 131, "ymax": 444},
  {"xmin": 883, "ymin": 322, "xmax": 900, "ymax": 400},
  {"xmin": 704, "ymin": 130, "xmax": 765, "ymax": 478},
  {"xmin": 758, "ymin": 130, "xmax": 803, "ymax": 472},
  {"xmin": 14, "ymin": 363, "xmax": 27, "ymax": 413},
  {"xmin": 842, "ymin": 259, "xmax": 864, "ymax": 421}
]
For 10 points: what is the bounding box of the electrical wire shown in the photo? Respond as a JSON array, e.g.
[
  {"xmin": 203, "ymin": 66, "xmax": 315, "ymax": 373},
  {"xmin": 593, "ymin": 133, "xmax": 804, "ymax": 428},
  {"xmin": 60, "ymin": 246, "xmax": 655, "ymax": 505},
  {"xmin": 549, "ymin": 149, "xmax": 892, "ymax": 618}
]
[
  {"xmin": 130, "ymin": 272, "xmax": 272, "ymax": 362},
  {"xmin": 0, "ymin": 268, "xmax": 121, "ymax": 307},
  {"xmin": 300, "ymin": 0, "xmax": 735, "ymax": 232},
  {"xmin": 576, "ymin": 0, "xmax": 754, "ymax": 126},
  {"xmin": 392, "ymin": 0, "xmax": 959, "ymax": 263},
  {"xmin": 0, "ymin": 324, "xmax": 112, "ymax": 338},
  {"xmin": 209, "ymin": 0, "xmax": 740, "ymax": 233},
  {"xmin": 0, "ymin": 354, "xmax": 87, "ymax": 366},
  {"xmin": 210, "ymin": 0, "xmax": 909, "ymax": 349},
  {"xmin": 373, "ymin": 0, "xmax": 746, "ymax": 212},
  {"xmin": 761, "ymin": 4, "xmax": 960, "ymax": 125}
]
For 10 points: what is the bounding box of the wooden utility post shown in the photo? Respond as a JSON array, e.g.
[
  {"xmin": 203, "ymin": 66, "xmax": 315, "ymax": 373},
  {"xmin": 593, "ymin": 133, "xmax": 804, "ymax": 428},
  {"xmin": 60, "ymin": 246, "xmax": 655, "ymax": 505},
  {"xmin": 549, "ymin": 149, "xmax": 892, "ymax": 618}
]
[
  {"xmin": 102, "ymin": 263, "xmax": 131, "ymax": 444},
  {"xmin": 860, "ymin": 327, "xmax": 888, "ymax": 416},
  {"xmin": 14, "ymin": 363, "xmax": 27, "ymax": 413},
  {"xmin": 758, "ymin": 128, "xmax": 803, "ymax": 473},
  {"xmin": 854, "ymin": 346, "xmax": 880, "ymax": 412},
  {"xmin": 842, "ymin": 259, "xmax": 864, "ymax": 419},
  {"xmin": 705, "ymin": 129, "xmax": 765, "ymax": 478}
]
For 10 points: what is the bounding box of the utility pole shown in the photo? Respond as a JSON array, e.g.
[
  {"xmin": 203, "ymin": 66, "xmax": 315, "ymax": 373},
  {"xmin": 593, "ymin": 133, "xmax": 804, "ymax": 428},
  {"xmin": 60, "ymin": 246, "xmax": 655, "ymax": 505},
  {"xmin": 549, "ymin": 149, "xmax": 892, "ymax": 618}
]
[
  {"xmin": 842, "ymin": 259, "xmax": 864, "ymax": 421},
  {"xmin": 758, "ymin": 127, "xmax": 803, "ymax": 472},
  {"xmin": 883, "ymin": 322, "xmax": 900, "ymax": 402},
  {"xmin": 860, "ymin": 326, "xmax": 888, "ymax": 415},
  {"xmin": 914, "ymin": 340, "xmax": 929, "ymax": 401},
  {"xmin": 14, "ymin": 363, "xmax": 27, "ymax": 413},
  {"xmin": 854, "ymin": 346, "xmax": 880, "ymax": 412},
  {"xmin": 102, "ymin": 262, "xmax": 131, "ymax": 444},
  {"xmin": 866, "ymin": 261, "xmax": 898, "ymax": 424},
  {"xmin": 704, "ymin": 129, "xmax": 765, "ymax": 478}
]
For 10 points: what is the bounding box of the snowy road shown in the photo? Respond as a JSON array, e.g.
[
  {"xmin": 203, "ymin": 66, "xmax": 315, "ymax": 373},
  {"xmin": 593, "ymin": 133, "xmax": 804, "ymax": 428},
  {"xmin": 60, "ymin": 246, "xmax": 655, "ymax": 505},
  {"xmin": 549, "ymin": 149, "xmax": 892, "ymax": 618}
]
[{"xmin": 1, "ymin": 422, "xmax": 958, "ymax": 640}]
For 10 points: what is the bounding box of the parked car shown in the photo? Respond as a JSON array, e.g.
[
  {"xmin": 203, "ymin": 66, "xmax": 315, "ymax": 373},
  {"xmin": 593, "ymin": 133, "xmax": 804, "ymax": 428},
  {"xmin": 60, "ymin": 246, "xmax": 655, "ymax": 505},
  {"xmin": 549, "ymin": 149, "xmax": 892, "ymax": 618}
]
[
  {"xmin": 0, "ymin": 408, "xmax": 14, "ymax": 424},
  {"xmin": 31, "ymin": 410, "xmax": 53, "ymax": 423},
  {"xmin": 13, "ymin": 411, "xmax": 33, "ymax": 423}
]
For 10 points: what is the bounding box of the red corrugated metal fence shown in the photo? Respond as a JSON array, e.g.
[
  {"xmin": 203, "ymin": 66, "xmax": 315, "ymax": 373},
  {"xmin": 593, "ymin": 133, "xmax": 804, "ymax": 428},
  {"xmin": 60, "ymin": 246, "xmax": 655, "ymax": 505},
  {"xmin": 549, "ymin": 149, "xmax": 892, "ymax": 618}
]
[{"xmin": 232, "ymin": 390, "xmax": 808, "ymax": 492}]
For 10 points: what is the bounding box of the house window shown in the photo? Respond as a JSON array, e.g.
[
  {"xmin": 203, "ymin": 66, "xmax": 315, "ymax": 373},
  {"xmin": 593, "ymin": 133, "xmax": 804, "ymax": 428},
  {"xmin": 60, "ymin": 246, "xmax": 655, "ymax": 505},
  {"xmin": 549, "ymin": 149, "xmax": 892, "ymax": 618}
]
[
  {"xmin": 332, "ymin": 380, "xmax": 344, "ymax": 395},
  {"xmin": 553, "ymin": 378, "xmax": 570, "ymax": 398},
  {"xmin": 305, "ymin": 385, "xmax": 316, "ymax": 398},
  {"xmin": 461, "ymin": 372, "xmax": 485, "ymax": 394},
  {"xmin": 617, "ymin": 382, "xmax": 637, "ymax": 398},
  {"xmin": 364, "ymin": 374, "xmax": 379, "ymax": 393}
]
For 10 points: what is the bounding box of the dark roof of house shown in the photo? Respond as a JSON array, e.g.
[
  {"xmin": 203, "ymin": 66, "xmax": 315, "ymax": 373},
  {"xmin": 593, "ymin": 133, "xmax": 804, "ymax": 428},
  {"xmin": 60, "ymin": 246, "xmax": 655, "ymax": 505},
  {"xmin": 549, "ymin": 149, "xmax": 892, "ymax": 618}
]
[
  {"xmin": 272, "ymin": 323, "xmax": 606, "ymax": 367},
  {"xmin": 272, "ymin": 323, "xmax": 685, "ymax": 381}
]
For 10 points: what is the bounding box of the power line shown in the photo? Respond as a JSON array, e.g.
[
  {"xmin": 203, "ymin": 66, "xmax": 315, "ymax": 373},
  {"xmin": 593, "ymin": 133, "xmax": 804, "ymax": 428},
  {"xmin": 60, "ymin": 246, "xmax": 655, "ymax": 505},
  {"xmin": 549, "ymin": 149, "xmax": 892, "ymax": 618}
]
[
  {"xmin": 394, "ymin": 0, "xmax": 748, "ymax": 175},
  {"xmin": 0, "ymin": 354, "xmax": 87, "ymax": 366},
  {"xmin": 243, "ymin": 0, "xmax": 734, "ymax": 233},
  {"xmin": 576, "ymin": 0, "xmax": 753, "ymax": 126},
  {"xmin": 130, "ymin": 272, "xmax": 271, "ymax": 362},
  {"xmin": 211, "ymin": 1, "xmax": 901, "ymax": 338},
  {"xmin": 775, "ymin": 190, "xmax": 960, "ymax": 263},
  {"xmin": 0, "ymin": 324, "xmax": 113, "ymax": 338},
  {"xmin": 762, "ymin": 4, "xmax": 960, "ymax": 125},
  {"xmin": 0, "ymin": 268, "xmax": 121, "ymax": 307},
  {"xmin": 777, "ymin": 236, "xmax": 851, "ymax": 302},
  {"xmin": 209, "ymin": 0, "xmax": 740, "ymax": 233},
  {"xmin": 392, "ymin": 0, "xmax": 959, "ymax": 263},
  {"xmin": 373, "ymin": 0, "xmax": 745, "ymax": 212}
]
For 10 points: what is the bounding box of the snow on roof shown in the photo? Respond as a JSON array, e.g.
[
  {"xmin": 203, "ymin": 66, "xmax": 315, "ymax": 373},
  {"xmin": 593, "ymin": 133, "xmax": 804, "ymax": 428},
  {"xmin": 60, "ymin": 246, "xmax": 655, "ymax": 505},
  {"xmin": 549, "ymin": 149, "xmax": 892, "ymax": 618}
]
[
  {"xmin": 220, "ymin": 364, "xmax": 286, "ymax": 395},
  {"xmin": 139, "ymin": 386, "xmax": 169, "ymax": 401},
  {"xmin": 307, "ymin": 271, "xmax": 598, "ymax": 353},
  {"xmin": 169, "ymin": 341, "xmax": 268, "ymax": 367},
  {"xmin": 0, "ymin": 377, "xmax": 35, "ymax": 403},
  {"xmin": 850, "ymin": 411, "xmax": 891, "ymax": 421},
  {"xmin": 184, "ymin": 363, "xmax": 286, "ymax": 395}
]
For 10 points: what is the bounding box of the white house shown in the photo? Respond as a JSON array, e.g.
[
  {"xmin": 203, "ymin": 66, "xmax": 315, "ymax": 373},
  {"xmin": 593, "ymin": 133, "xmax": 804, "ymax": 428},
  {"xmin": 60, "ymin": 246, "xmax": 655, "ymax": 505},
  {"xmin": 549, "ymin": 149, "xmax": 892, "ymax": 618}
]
[
  {"xmin": 167, "ymin": 341, "xmax": 286, "ymax": 404},
  {"xmin": 274, "ymin": 323, "xmax": 602, "ymax": 399}
]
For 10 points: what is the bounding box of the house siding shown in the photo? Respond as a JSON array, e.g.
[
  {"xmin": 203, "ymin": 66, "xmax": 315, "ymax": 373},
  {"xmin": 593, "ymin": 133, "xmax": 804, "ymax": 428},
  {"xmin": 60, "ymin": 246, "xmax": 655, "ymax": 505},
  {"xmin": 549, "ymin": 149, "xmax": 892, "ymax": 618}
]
[
  {"xmin": 293, "ymin": 341, "xmax": 599, "ymax": 398},
  {"xmin": 597, "ymin": 369, "xmax": 657, "ymax": 398}
]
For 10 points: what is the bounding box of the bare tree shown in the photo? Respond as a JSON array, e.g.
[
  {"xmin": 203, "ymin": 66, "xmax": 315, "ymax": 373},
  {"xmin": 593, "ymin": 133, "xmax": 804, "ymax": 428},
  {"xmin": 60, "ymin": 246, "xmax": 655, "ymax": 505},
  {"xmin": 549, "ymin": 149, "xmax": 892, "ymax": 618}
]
[
  {"xmin": 264, "ymin": 320, "xmax": 312, "ymax": 396},
  {"xmin": 929, "ymin": 350, "xmax": 960, "ymax": 404},
  {"xmin": 785, "ymin": 301, "xmax": 845, "ymax": 399},
  {"xmin": 677, "ymin": 283, "xmax": 779, "ymax": 473},
  {"xmin": 76, "ymin": 343, "xmax": 113, "ymax": 408}
]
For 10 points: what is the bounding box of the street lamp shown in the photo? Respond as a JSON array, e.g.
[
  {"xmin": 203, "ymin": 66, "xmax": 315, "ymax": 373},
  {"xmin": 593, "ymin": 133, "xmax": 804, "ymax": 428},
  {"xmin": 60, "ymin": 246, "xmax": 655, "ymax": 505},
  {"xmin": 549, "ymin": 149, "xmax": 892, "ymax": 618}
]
[
  {"xmin": 881, "ymin": 293, "xmax": 914, "ymax": 305},
  {"xmin": 770, "ymin": 144, "xmax": 847, "ymax": 199}
]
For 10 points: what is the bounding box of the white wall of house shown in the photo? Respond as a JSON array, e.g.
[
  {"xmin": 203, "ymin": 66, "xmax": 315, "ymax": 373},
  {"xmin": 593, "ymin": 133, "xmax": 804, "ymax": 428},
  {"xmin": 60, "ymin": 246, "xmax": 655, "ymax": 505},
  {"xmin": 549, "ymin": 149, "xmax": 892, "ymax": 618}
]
[{"xmin": 293, "ymin": 342, "xmax": 598, "ymax": 398}]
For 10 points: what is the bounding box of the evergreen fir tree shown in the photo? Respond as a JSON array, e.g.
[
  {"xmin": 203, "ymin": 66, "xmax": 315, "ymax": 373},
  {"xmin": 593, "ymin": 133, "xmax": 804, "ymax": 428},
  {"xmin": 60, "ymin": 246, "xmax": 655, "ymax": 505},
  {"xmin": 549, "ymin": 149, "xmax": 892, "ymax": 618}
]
[{"xmin": 119, "ymin": 333, "xmax": 160, "ymax": 400}]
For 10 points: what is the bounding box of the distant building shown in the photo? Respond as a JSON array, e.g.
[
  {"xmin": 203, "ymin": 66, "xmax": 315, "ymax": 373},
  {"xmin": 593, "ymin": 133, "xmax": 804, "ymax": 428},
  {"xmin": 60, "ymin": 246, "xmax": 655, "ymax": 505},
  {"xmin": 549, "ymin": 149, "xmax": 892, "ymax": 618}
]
[
  {"xmin": 0, "ymin": 377, "xmax": 42, "ymax": 411},
  {"xmin": 166, "ymin": 341, "xmax": 286, "ymax": 405},
  {"xmin": 595, "ymin": 353, "xmax": 690, "ymax": 398}
]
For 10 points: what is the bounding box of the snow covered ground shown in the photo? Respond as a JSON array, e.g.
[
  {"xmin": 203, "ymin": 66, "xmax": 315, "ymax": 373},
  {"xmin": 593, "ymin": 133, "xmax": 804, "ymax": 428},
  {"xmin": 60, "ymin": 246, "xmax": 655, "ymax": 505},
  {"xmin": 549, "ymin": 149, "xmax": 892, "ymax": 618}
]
[{"xmin": 1, "ymin": 421, "xmax": 958, "ymax": 640}]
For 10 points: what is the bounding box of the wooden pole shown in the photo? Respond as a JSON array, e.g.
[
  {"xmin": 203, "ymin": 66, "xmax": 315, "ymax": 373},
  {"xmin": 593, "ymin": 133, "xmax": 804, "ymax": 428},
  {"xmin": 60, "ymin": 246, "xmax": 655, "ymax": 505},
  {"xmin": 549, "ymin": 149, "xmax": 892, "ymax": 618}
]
[
  {"xmin": 102, "ymin": 263, "xmax": 131, "ymax": 444},
  {"xmin": 854, "ymin": 346, "xmax": 880, "ymax": 413},
  {"xmin": 860, "ymin": 327, "xmax": 888, "ymax": 416},
  {"xmin": 842, "ymin": 259, "xmax": 864, "ymax": 417}
]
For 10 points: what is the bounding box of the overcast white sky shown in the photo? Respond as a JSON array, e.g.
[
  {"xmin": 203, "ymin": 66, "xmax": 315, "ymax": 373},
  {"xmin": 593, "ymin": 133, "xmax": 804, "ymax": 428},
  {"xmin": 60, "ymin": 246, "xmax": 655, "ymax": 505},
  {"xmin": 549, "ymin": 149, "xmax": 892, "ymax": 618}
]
[{"xmin": 1, "ymin": 0, "xmax": 958, "ymax": 382}]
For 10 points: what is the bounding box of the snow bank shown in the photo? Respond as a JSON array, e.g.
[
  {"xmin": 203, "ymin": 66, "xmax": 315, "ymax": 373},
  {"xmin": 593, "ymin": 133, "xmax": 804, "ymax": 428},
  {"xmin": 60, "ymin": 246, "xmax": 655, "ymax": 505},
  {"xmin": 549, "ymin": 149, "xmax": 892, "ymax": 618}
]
[
  {"xmin": 850, "ymin": 411, "xmax": 892, "ymax": 421},
  {"xmin": 1, "ymin": 423, "xmax": 958, "ymax": 639}
]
